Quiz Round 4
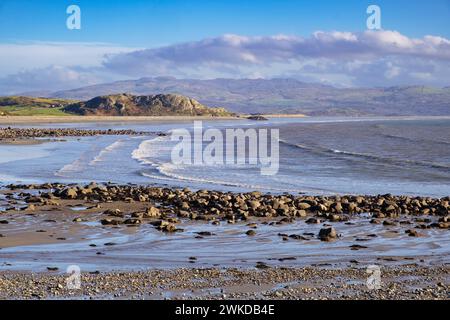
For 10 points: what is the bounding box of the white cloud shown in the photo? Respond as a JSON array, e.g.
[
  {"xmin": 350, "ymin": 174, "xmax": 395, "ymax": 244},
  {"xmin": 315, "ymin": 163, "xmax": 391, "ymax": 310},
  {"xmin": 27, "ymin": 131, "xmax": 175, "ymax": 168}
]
[
  {"xmin": 0, "ymin": 65, "xmax": 113, "ymax": 94},
  {"xmin": 103, "ymin": 30, "xmax": 450, "ymax": 74},
  {"xmin": 0, "ymin": 42, "xmax": 138, "ymax": 94},
  {"xmin": 0, "ymin": 30, "xmax": 450, "ymax": 94},
  {"xmin": 100, "ymin": 30, "xmax": 450, "ymax": 87},
  {"xmin": 0, "ymin": 42, "xmax": 138, "ymax": 76}
]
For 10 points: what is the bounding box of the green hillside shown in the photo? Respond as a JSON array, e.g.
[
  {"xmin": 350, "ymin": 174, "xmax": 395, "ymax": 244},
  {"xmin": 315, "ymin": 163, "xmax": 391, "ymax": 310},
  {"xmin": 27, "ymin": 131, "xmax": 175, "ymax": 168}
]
[{"xmin": 0, "ymin": 96, "xmax": 75, "ymax": 116}]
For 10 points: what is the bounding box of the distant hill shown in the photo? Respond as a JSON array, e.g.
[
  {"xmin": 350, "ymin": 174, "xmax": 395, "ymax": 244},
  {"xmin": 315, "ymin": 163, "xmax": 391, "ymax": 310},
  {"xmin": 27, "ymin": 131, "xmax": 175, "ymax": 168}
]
[
  {"xmin": 46, "ymin": 77, "xmax": 450, "ymax": 116},
  {"xmin": 63, "ymin": 93, "xmax": 232, "ymax": 116}
]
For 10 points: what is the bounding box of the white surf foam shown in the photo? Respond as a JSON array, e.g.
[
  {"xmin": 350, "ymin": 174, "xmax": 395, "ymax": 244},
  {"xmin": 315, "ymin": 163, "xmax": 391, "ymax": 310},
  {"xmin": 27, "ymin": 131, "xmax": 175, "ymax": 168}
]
[{"xmin": 89, "ymin": 139, "xmax": 125, "ymax": 165}]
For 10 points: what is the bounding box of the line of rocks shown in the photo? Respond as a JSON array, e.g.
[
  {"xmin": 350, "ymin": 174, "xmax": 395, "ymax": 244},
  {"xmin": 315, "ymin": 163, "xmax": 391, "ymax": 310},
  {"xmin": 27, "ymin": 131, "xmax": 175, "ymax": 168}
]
[
  {"xmin": 0, "ymin": 127, "xmax": 162, "ymax": 140},
  {"xmin": 8, "ymin": 183, "xmax": 450, "ymax": 226}
]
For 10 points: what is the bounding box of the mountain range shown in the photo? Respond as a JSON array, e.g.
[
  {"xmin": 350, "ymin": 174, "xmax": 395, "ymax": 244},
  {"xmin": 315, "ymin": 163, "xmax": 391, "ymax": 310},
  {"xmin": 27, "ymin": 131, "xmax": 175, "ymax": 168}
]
[{"xmin": 21, "ymin": 77, "xmax": 450, "ymax": 116}]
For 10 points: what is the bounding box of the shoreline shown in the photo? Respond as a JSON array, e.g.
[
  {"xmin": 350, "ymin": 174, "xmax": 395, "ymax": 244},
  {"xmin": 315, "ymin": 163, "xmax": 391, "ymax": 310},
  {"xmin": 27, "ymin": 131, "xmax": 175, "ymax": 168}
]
[
  {"xmin": 3, "ymin": 114, "xmax": 450, "ymax": 125},
  {"xmin": 0, "ymin": 115, "xmax": 242, "ymax": 124}
]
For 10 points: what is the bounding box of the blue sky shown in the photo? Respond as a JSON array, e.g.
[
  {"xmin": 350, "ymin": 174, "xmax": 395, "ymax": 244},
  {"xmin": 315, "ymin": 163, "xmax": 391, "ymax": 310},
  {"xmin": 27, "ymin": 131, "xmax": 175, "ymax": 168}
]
[
  {"xmin": 0, "ymin": 0, "xmax": 449, "ymax": 93},
  {"xmin": 1, "ymin": 0, "xmax": 449, "ymax": 46}
]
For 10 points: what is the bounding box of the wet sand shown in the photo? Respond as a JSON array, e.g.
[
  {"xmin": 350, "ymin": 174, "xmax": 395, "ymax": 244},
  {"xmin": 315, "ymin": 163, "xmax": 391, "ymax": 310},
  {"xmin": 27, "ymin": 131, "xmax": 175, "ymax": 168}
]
[
  {"xmin": 0, "ymin": 184, "xmax": 449, "ymax": 300},
  {"xmin": 0, "ymin": 138, "xmax": 58, "ymax": 145}
]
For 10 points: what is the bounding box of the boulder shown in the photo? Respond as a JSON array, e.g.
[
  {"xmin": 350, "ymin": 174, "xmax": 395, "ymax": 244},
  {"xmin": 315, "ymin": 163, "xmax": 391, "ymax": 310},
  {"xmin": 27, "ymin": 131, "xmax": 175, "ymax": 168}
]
[{"xmin": 318, "ymin": 227, "xmax": 337, "ymax": 241}]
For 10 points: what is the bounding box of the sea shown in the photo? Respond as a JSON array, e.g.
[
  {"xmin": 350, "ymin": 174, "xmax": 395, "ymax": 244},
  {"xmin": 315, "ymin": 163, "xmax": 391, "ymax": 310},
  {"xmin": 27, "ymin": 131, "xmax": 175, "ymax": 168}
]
[{"xmin": 1, "ymin": 116, "xmax": 449, "ymax": 197}]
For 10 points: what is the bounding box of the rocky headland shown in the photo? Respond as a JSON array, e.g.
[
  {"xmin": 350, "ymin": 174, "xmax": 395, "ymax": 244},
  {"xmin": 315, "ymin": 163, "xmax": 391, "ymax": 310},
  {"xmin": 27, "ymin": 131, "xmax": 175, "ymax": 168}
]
[{"xmin": 63, "ymin": 93, "xmax": 233, "ymax": 117}]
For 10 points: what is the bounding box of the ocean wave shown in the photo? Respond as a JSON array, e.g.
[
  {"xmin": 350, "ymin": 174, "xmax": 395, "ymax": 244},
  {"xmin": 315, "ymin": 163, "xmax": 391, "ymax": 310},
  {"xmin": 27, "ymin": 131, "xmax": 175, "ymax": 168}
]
[
  {"xmin": 140, "ymin": 163, "xmax": 304, "ymax": 193},
  {"xmin": 89, "ymin": 140, "xmax": 125, "ymax": 165},
  {"xmin": 55, "ymin": 158, "xmax": 85, "ymax": 177},
  {"xmin": 381, "ymin": 133, "xmax": 450, "ymax": 146},
  {"xmin": 131, "ymin": 136, "xmax": 170, "ymax": 166},
  {"xmin": 279, "ymin": 139, "xmax": 450, "ymax": 170}
]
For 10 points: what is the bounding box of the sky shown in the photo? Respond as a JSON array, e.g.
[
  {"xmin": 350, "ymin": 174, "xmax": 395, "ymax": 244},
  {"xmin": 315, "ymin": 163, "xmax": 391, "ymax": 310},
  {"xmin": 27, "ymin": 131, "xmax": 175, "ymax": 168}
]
[{"xmin": 0, "ymin": 0, "xmax": 449, "ymax": 94}]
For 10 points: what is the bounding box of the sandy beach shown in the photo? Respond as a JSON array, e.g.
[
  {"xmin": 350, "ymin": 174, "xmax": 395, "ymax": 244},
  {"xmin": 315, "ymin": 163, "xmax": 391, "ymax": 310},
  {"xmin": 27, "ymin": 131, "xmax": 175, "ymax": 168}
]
[{"xmin": 0, "ymin": 115, "xmax": 242, "ymax": 124}]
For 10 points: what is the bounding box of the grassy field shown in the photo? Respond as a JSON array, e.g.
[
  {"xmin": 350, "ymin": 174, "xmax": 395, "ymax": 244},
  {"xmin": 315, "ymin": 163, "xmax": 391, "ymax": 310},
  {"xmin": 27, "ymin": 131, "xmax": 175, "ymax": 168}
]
[
  {"xmin": 0, "ymin": 105, "xmax": 69, "ymax": 116},
  {"xmin": 0, "ymin": 96, "xmax": 75, "ymax": 116}
]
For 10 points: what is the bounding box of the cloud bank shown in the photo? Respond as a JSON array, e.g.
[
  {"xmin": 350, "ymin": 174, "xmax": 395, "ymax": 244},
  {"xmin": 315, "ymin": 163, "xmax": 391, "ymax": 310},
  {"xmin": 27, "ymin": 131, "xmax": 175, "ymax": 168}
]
[
  {"xmin": 1, "ymin": 30, "xmax": 450, "ymax": 94},
  {"xmin": 102, "ymin": 30, "xmax": 450, "ymax": 87},
  {"xmin": 0, "ymin": 42, "xmax": 137, "ymax": 94}
]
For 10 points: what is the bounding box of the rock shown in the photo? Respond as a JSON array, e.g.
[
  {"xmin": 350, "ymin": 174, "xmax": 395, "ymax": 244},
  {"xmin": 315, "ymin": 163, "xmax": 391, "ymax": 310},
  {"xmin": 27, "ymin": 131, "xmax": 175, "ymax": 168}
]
[
  {"xmin": 384, "ymin": 204, "xmax": 396, "ymax": 212},
  {"xmin": 297, "ymin": 210, "xmax": 307, "ymax": 217},
  {"xmin": 145, "ymin": 206, "xmax": 160, "ymax": 218},
  {"xmin": 177, "ymin": 210, "xmax": 190, "ymax": 218},
  {"xmin": 318, "ymin": 227, "xmax": 337, "ymax": 241},
  {"xmin": 64, "ymin": 188, "xmax": 78, "ymax": 199},
  {"xmin": 289, "ymin": 234, "xmax": 308, "ymax": 240},
  {"xmin": 123, "ymin": 218, "xmax": 141, "ymax": 225},
  {"xmin": 248, "ymin": 200, "xmax": 261, "ymax": 210},
  {"xmin": 131, "ymin": 212, "xmax": 144, "ymax": 218},
  {"xmin": 373, "ymin": 212, "xmax": 385, "ymax": 218},
  {"xmin": 246, "ymin": 230, "xmax": 256, "ymax": 236},
  {"xmin": 349, "ymin": 244, "xmax": 368, "ymax": 250},
  {"xmin": 138, "ymin": 194, "xmax": 147, "ymax": 202},
  {"xmin": 100, "ymin": 219, "xmax": 121, "ymax": 226},
  {"xmin": 297, "ymin": 202, "xmax": 311, "ymax": 210},
  {"xmin": 103, "ymin": 209, "xmax": 123, "ymax": 217},
  {"xmin": 255, "ymin": 262, "xmax": 270, "ymax": 269},
  {"xmin": 332, "ymin": 202, "xmax": 343, "ymax": 213},
  {"xmin": 305, "ymin": 218, "xmax": 321, "ymax": 224},
  {"xmin": 405, "ymin": 229, "xmax": 421, "ymax": 237},
  {"xmin": 348, "ymin": 202, "xmax": 358, "ymax": 213},
  {"xmin": 438, "ymin": 222, "xmax": 449, "ymax": 229},
  {"xmin": 180, "ymin": 202, "xmax": 190, "ymax": 210},
  {"xmin": 47, "ymin": 267, "xmax": 59, "ymax": 271},
  {"xmin": 278, "ymin": 256, "xmax": 296, "ymax": 262},
  {"xmin": 314, "ymin": 204, "xmax": 328, "ymax": 212},
  {"xmin": 247, "ymin": 115, "xmax": 268, "ymax": 121},
  {"xmin": 330, "ymin": 214, "xmax": 341, "ymax": 222},
  {"xmin": 72, "ymin": 217, "xmax": 82, "ymax": 222},
  {"xmin": 196, "ymin": 231, "xmax": 214, "ymax": 236},
  {"xmin": 154, "ymin": 221, "xmax": 178, "ymax": 232}
]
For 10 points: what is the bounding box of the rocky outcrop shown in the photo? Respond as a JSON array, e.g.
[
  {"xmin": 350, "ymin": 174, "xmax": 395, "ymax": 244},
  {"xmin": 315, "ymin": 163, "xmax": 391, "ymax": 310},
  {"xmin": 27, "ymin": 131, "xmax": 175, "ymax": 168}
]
[
  {"xmin": 63, "ymin": 93, "xmax": 233, "ymax": 117},
  {"xmin": 247, "ymin": 115, "xmax": 268, "ymax": 121}
]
